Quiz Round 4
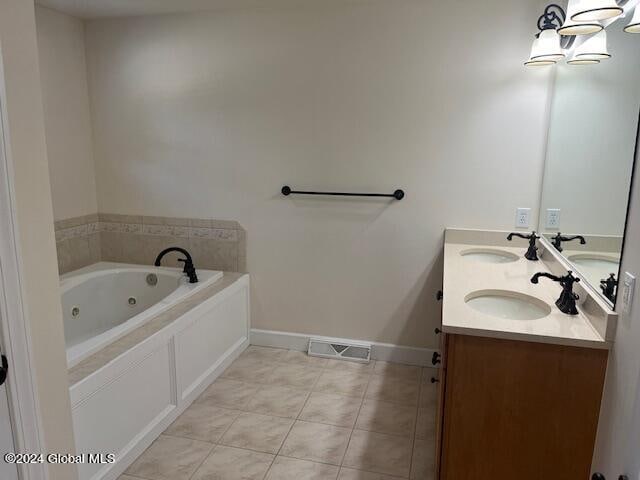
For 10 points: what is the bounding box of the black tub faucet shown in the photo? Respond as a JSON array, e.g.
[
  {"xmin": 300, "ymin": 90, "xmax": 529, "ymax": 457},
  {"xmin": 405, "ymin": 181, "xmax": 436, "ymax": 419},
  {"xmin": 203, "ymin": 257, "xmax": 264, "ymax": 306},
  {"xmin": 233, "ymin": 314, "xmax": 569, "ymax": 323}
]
[
  {"xmin": 507, "ymin": 231, "xmax": 540, "ymax": 261},
  {"xmin": 551, "ymin": 233, "xmax": 586, "ymax": 252},
  {"xmin": 154, "ymin": 247, "xmax": 199, "ymax": 283},
  {"xmin": 531, "ymin": 271, "xmax": 580, "ymax": 315}
]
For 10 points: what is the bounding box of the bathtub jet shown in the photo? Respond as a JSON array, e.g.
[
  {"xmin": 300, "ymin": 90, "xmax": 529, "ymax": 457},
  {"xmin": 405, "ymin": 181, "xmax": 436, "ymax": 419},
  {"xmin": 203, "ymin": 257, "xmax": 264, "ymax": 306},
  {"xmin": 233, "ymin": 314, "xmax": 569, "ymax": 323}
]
[{"xmin": 154, "ymin": 247, "xmax": 199, "ymax": 283}]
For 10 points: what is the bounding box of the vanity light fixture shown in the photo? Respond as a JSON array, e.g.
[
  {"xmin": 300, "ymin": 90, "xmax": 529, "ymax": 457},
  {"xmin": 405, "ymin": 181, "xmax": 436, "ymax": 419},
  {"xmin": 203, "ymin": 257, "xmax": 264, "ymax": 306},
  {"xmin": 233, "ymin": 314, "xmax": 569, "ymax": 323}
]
[
  {"xmin": 571, "ymin": 0, "xmax": 624, "ymax": 22},
  {"xmin": 558, "ymin": 0, "xmax": 604, "ymax": 35},
  {"xmin": 525, "ymin": 4, "xmax": 574, "ymax": 66},
  {"xmin": 624, "ymin": 6, "xmax": 640, "ymax": 32},
  {"xmin": 572, "ymin": 29, "xmax": 612, "ymax": 61}
]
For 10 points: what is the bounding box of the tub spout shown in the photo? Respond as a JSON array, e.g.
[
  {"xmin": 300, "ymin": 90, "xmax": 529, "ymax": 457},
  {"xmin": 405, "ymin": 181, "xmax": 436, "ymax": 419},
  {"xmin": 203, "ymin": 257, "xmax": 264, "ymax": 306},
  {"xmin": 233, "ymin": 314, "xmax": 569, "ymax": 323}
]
[{"xmin": 154, "ymin": 247, "xmax": 199, "ymax": 283}]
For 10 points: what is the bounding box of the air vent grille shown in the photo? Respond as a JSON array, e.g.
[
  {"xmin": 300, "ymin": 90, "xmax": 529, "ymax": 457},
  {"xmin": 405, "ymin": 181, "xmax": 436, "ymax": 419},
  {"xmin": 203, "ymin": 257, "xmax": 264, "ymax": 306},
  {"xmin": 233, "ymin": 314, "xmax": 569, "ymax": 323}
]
[{"xmin": 308, "ymin": 338, "xmax": 371, "ymax": 363}]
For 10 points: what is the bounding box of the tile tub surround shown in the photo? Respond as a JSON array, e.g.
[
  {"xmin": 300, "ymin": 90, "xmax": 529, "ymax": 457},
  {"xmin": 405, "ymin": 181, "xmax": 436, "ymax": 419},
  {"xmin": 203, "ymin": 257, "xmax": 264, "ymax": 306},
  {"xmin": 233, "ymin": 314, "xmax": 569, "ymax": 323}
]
[
  {"xmin": 121, "ymin": 347, "xmax": 437, "ymax": 480},
  {"xmin": 54, "ymin": 213, "xmax": 247, "ymax": 274},
  {"xmin": 54, "ymin": 213, "xmax": 101, "ymax": 274}
]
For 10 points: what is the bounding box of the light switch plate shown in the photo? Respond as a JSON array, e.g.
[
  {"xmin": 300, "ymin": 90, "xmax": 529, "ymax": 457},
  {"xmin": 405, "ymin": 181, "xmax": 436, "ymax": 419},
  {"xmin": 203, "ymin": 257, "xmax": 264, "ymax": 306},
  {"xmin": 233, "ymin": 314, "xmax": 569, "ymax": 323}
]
[
  {"xmin": 546, "ymin": 209, "xmax": 561, "ymax": 229},
  {"xmin": 622, "ymin": 271, "xmax": 636, "ymax": 314},
  {"xmin": 515, "ymin": 208, "xmax": 531, "ymax": 228}
]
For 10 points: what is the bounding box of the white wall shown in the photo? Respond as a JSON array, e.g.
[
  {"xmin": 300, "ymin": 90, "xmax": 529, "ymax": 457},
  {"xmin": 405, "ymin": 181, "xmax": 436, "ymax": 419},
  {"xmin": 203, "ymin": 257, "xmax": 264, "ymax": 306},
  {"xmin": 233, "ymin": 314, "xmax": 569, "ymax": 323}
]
[
  {"xmin": 539, "ymin": 24, "xmax": 640, "ymax": 236},
  {"xmin": 0, "ymin": 1, "xmax": 77, "ymax": 478},
  {"xmin": 592, "ymin": 131, "xmax": 640, "ymax": 477},
  {"xmin": 36, "ymin": 6, "xmax": 98, "ymax": 221},
  {"xmin": 83, "ymin": 0, "xmax": 552, "ymax": 349}
]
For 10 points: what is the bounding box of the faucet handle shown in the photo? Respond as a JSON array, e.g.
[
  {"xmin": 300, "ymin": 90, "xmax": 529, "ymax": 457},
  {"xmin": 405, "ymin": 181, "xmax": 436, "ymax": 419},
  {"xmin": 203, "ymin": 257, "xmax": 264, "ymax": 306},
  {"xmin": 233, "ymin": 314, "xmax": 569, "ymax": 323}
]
[
  {"xmin": 177, "ymin": 258, "xmax": 189, "ymax": 273},
  {"xmin": 507, "ymin": 231, "xmax": 540, "ymax": 261}
]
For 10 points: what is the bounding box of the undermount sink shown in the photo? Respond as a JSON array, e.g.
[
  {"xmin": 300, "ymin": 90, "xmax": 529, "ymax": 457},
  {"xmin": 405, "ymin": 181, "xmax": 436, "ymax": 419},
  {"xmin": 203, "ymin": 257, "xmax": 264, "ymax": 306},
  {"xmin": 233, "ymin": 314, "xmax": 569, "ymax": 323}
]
[
  {"xmin": 465, "ymin": 290, "xmax": 552, "ymax": 321},
  {"xmin": 460, "ymin": 248, "xmax": 519, "ymax": 264}
]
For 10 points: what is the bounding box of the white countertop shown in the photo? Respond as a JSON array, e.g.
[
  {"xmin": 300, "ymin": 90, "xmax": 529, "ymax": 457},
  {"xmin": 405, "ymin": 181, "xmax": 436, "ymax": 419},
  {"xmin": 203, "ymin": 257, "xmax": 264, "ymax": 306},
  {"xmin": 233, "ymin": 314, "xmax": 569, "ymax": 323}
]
[{"xmin": 442, "ymin": 232, "xmax": 611, "ymax": 349}]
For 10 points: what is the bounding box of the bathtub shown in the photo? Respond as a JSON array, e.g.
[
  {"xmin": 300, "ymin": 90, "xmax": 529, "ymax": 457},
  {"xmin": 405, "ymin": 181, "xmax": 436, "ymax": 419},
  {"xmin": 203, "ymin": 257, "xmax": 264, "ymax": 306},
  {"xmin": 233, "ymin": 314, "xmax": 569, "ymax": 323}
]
[
  {"xmin": 61, "ymin": 262, "xmax": 223, "ymax": 367},
  {"xmin": 67, "ymin": 265, "xmax": 250, "ymax": 480}
]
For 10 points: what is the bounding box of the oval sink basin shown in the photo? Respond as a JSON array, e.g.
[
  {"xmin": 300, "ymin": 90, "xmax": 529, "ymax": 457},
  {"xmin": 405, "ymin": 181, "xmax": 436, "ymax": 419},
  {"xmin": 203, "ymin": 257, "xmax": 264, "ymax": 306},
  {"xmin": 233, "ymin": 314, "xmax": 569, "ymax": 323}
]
[
  {"xmin": 568, "ymin": 254, "xmax": 619, "ymax": 273},
  {"xmin": 465, "ymin": 290, "xmax": 551, "ymax": 321},
  {"xmin": 460, "ymin": 248, "xmax": 519, "ymax": 264}
]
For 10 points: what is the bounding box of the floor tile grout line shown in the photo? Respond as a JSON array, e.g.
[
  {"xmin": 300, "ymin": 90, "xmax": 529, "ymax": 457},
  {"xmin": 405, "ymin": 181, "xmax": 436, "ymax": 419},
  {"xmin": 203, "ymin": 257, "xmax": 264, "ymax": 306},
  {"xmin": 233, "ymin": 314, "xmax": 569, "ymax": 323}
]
[
  {"xmin": 186, "ymin": 389, "xmax": 264, "ymax": 479},
  {"xmin": 265, "ymin": 357, "xmax": 344, "ymax": 477},
  {"xmin": 261, "ymin": 351, "xmax": 323, "ymax": 479},
  {"xmin": 158, "ymin": 432, "xmax": 220, "ymax": 444},
  {"xmin": 407, "ymin": 369, "xmax": 426, "ymax": 480},
  {"xmin": 339, "ymin": 368, "xmax": 373, "ymax": 470},
  {"xmin": 185, "ymin": 442, "xmax": 217, "ymax": 480}
]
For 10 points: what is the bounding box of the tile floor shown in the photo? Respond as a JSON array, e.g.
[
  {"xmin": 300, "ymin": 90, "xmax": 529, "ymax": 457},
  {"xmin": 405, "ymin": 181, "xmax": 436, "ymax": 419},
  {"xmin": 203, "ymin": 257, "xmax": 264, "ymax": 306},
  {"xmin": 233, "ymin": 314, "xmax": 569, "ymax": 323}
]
[{"xmin": 120, "ymin": 346, "xmax": 437, "ymax": 480}]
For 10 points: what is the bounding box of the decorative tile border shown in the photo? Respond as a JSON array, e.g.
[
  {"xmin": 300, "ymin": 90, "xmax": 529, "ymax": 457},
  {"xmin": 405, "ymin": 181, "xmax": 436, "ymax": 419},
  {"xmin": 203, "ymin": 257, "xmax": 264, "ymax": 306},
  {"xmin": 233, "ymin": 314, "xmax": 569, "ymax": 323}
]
[
  {"xmin": 54, "ymin": 213, "xmax": 247, "ymax": 274},
  {"xmin": 55, "ymin": 214, "xmax": 243, "ymax": 241}
]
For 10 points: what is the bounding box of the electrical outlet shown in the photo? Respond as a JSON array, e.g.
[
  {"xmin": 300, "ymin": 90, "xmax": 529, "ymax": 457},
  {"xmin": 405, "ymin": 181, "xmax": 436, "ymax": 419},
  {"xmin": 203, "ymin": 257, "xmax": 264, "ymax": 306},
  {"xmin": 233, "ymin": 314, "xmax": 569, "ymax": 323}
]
[
  {"xmin": 622, "ymin": 271, "xmax": 636, "ymax": 314},
  {"xmin": 515, "ymin": 208, "xmax": 531, "ymax": 228},
  {"xmin": 546, "ymin": 209, "xmax": 561, "ymax": 229}
]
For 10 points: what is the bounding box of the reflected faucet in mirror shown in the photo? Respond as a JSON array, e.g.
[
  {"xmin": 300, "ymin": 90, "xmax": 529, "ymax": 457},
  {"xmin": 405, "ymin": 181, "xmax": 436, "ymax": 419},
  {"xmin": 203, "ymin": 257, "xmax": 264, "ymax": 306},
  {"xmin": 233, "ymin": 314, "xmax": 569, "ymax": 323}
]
[
  {"xmin": 154, "ymin": 247, "xmax": 199, "ymax": 284},
  {"xmin": 600, "ymin": 273, "xmax": 618, "ymax": 304},
  {"xmin": 507, "ymin": 231, "xmax": 540, "ymax": 261},
  {"xmin": 531, "ymin": 270, "xmax": 580, "ymax": 315},
  {"xmin": 551, "ymin": 233, "xmax": 586, "ymax": 252}
]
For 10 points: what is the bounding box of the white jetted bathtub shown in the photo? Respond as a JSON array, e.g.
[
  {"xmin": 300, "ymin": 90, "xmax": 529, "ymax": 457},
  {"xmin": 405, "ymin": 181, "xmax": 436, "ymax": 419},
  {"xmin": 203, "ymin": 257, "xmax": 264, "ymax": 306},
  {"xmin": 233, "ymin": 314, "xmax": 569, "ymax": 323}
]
[
  {"xmin": 65, "ymin": 262, "xmax": 250, "ymax": 480},
  {"xmin": 62, "ymin": 262, "xmax": 223, "ymax": 367}
]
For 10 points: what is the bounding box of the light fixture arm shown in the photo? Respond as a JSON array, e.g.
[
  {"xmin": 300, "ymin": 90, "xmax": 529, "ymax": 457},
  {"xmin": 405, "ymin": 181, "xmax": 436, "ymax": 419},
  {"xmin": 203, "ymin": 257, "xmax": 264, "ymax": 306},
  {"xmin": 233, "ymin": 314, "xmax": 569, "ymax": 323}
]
[
  {"xmin": 536, "ymin": 4, "xmax": 575, "ymax": 49},
  {"xmin": 537, "ymin": 3, "xmax": 567, "ymax": 30}
]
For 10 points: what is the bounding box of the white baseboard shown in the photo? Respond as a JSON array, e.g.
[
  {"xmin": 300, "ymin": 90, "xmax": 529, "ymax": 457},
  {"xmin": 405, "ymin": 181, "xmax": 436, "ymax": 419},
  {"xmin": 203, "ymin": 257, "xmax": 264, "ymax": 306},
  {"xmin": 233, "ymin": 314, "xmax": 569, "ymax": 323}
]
[{"xmin": 250, "ymin": 328, "xmax": 437, "ymax": 367}]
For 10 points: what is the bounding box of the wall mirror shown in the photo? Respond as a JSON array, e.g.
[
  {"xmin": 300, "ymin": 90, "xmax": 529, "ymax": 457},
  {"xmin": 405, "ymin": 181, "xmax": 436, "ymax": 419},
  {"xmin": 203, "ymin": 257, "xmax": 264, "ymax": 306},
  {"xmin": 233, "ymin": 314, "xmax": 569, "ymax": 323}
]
[{"xmin": 538, "ymin": 17, "xmax": 640, "ymax": 308}]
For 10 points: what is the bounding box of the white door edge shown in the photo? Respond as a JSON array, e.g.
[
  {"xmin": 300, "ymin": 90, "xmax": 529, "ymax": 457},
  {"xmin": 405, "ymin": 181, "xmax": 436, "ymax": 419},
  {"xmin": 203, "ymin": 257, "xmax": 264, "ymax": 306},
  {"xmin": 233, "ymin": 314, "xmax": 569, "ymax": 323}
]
[{"xmin": 0, "ymin": 43, "xmax": 48, "ymax": 480}]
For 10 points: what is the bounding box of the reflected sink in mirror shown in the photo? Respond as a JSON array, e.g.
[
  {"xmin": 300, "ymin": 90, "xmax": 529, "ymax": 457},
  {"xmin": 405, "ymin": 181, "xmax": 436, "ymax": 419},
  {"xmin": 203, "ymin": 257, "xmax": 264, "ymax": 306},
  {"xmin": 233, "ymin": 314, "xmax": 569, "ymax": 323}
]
[
  {"xmin": 465, "ymin": 290, "xmax": 552, "ymax": 321},
  {"xmin": 568, "ymin": 254, "xmax": 619, "ymax": 273},
  {"xmin": 568, "ymin": 254, "xmax": 620, "ymax": 289},
  {"xmin": 460, "ymin": 248, "xmax": 519, "ymax": 264}
]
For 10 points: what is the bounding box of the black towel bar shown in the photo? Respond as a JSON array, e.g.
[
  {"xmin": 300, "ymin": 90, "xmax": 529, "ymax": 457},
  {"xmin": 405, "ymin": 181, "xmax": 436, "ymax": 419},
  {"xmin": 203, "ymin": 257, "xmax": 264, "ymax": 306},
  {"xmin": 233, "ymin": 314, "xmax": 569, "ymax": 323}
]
[{"xmin": 281, "ymin": 186, "xmax": 405, "ymax": 200}]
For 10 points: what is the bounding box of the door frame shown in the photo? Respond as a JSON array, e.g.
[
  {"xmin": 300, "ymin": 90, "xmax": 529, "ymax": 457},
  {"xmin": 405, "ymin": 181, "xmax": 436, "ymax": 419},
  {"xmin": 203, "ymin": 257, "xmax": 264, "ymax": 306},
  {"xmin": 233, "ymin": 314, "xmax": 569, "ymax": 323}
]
[{"xmin": 0, "ymin": 44, "xmax": 48, "ymax": 480}]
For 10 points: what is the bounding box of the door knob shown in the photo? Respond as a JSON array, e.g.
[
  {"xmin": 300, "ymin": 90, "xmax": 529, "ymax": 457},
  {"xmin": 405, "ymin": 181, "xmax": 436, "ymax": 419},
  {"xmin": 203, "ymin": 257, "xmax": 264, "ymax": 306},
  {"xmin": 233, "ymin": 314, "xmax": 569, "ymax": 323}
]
[
  {"xmin": 0, "ymin": 355, "xmax": 8, "ymax": 386},
  {"xmin": 436, "ymin": 290, "xmax": 443, "ymax": 301},
  {"xmin": 592, "ymin": 474, "xmax": 605, "ymax": 480}
]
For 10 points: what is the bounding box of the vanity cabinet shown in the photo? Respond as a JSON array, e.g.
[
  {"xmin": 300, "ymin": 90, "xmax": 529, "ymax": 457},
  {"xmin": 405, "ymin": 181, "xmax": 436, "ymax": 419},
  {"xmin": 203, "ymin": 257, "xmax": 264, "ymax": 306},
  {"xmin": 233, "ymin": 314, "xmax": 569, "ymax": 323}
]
[{"xmin": 434, "ymin": 333, "xmax": 608, "ymax": 480}]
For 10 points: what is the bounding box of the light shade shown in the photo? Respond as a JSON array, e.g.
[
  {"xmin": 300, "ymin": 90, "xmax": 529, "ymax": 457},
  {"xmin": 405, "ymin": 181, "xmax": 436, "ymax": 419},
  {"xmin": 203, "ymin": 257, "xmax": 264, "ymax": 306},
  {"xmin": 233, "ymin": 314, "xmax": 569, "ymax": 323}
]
[
  {"xmin": 571, "ymin": 0, "xmax": 623, "ymax": 22},
  {"xmin": 558, "ymin": 0, "xmax": 604, "ymax": 35},
  {"xmin": 524, "ymin": 58, "xmax": 557, "ymax": 67},
  {"xmin": 527, "ymin": 29, "xmax": 565, "ymax": 63},
  {"xmin": 573, "ymin": 29, "xmax": 611, "ymax": 60},
  {"xmin": 567, "ymin": 54, "xmax": 601, "ymax": 65},
  {"xmin": 624, "ymin": 6, "xmax": 640, "ymax": 33}
]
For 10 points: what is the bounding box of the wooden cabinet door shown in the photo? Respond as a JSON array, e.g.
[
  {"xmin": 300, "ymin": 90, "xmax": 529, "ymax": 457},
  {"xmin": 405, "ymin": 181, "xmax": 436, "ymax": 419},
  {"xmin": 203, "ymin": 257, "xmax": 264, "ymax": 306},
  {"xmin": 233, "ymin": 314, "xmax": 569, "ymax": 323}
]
[{"xmin": 439, "ymin": 334, "xmax": 607, "ymax": 480}]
